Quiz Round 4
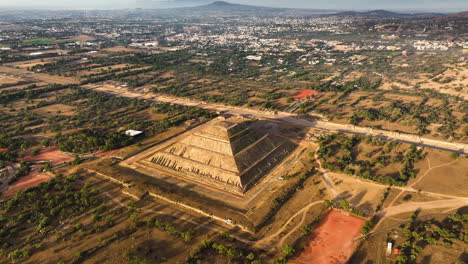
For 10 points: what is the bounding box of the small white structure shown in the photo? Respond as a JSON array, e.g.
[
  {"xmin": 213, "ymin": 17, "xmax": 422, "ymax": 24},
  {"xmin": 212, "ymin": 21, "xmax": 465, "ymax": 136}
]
[
  {"xmin": 125, "ymin": 130, "xmax": 143, "ymax": 137},
  {"xmin": 29, "ymin": 52, "xmax": 44, "ymax": 56},
  {"xmin": 246, "ymin": 55, "xmax": 262, "ymax": 61},
  {"xmin": 386, "ymin": 242, "xmax": 393, "ymax": 255}
]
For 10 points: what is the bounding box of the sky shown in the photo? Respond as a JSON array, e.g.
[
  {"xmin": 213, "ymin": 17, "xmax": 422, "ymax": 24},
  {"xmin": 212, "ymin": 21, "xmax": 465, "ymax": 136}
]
[{"xmin": 0, "ymin": 0, "xmax": 467, "ymax": 12}]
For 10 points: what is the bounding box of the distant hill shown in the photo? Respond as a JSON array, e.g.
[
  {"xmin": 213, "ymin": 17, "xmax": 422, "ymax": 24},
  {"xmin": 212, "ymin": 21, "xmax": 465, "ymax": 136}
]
[
  {"xmin": 440, "ymin": 11, "xmax": 468, "ymax": 19},
  {"xmin": 130, "ymin": 1, "xmax": 337, "ymax": 18},
  {"xmin": 331, "ymin": 9, "xmax": 443, "ymax": 19},
  {"xmin": 188, "ymin": 1, "xmax": 285, "ymax": 12},
  {"xmin": 136, "ymin": 0, "xmax": 213, "ymax": 9},
  {"xmin": 0, "ymin": 2, "xmax": 461, "ymax": 21}
]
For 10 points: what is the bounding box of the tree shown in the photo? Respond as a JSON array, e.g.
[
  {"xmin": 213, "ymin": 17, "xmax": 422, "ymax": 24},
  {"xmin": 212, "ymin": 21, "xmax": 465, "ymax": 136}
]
[
  {"xmin": 281, "ymin": 244, "xmax": 295, "ymax": 257},
  {"xmin": 246, "ymin": 252, "xmax": 255, "ymax": 260},
  {"xmin": 340, "ymin": 199, "xmax": 350, "ymax": 211},
  {"xmin": 273, "ymin": 258, "xmax": 287, "ymax": 264},
  {"xmin": 361, "ymin": 221, "xmax": 373, "ymax": 234},
  {"xmin": 31, "ymin": 148, "xmax": 41, "ymax": 156},
  {"xmin": 323, "ymin": 200, "xmax": 333, "ymax": 209},
  {"xmin": 40, "ymin": 139, "xmax": 50, "ymax": 147},
  {"xmin": 42, "ymin": 162, "xmax": 52, "ymax": 172},
  {"xmin": 300, "ymin": 225, "xmax": 312, "ymax": 235}
]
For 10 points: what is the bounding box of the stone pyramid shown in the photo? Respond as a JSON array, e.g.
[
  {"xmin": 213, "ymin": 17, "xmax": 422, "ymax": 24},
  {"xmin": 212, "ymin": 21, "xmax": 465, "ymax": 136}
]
[{"xmin": 145, "ymin": 119, "xmax": 296, "ymax": 195}]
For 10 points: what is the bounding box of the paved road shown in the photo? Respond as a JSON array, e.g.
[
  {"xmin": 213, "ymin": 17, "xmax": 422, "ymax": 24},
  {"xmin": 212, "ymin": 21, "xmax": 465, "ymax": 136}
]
[
  {"xmin": 84, "ymin": 84, "xmax": 468, "ymax": 154},
  {"xmin": 1, "ymin": 66, "xmax": 466, "ymax": 153}
]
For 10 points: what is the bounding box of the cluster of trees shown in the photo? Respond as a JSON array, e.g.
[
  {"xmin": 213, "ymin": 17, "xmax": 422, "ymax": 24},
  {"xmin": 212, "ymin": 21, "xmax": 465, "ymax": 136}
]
[
  {"xmin": 0, "ymin": 84, "xmax": 74, "ymax": 105},
  {"xmin": 143, "ymin": 217, "xmax": 194, "ymax": 242},
  {"xmin": 323, "ymin": 199, "xmax": 367, "ymax": 217},
  {"xmin": 187, "ymin": 239, "xmax": 262, "ymax": 264},
  {"xmin": 271, "ymin": 244, "xmax": 297, "ymax": 264},
  {"xmin": 394, "ymin": 212, "xmax": 467, "ymax": 264},
  {"xmin": 56, "ymin": 129, "xmax": 134, "ymax": 154},
  {"xmin": 0, "ymin": 134, "xmax": 28, "ymax": 162},
  {"xmin": 347, "ymin": 99, "xmax": 449, "ymax": 135},
  {"xmin": 54, "ymin": 88, "xmax": 213, "ymax": 138},
  {"xmin": 0, "ymin": 174, "xmax": 101, "ymax": 261},
  {"xmin": 0, "ymin": 108, "xmax": 43, "ymax": 136},
  {"xmin": 398, "ymin": 145, "xmax": 425, "ymax": 181},
  {"xmin": 80, "ymin": 67, "xmax": 154, "ymax": 86},
  {"xmin": 2, "ymin": 84, "xmax": 216, "ymax": 162},
  {"xmin": 79, "ymin": 65, "xmax": 140, "ymax": 79},
  {"xmin": 30, "ymin": 58, "xmax": 79, "ymax": 75},
  {"xmin": 318, "ymin": 133, "xmax": 425, "ymax": 186}
]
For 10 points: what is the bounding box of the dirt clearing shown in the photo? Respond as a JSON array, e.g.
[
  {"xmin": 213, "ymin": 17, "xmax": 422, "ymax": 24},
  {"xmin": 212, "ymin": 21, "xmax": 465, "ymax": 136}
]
[{"xmin": 291, "ymin": 209, "xmax": 366, "ymax": 264}]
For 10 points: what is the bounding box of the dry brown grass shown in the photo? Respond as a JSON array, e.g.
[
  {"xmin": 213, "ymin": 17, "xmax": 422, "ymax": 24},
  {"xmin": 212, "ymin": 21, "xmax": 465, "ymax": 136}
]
[{"xmin": 32, "ymin": 103, "xmax": 76, "ymax": 116}]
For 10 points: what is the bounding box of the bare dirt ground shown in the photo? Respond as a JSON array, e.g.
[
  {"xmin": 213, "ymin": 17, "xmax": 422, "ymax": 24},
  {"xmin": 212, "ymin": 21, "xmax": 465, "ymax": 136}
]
[
  {"xmin": 1, "ymin": 170, "xmax": 52, "ymax": 198},
  {"xmin": 291, "ymin": 209, "xmax": 366, "ymax": 264},
  {"xmin": 1, "ymin": 147, "xmax": 75, "ymax": 198},
  {"xmin": 12, "ymin": 172, "xmax": 231, "ymax": 264},
  {"xmin": 410, "ymin": 152, "xmax": 468, "ymax": 197},
  {"xmin": 102, "ymin": 46, "xmax": 141, "ymax": 53},
  {"xmin": 21, "ymin": 147, "xmax": 74, "ymax": 166},
  {"xmin": 418, "ymin": 64, "xmax": 468, "ymax": 100},
  {"xmin": 32, "ymin": 103, "xmax": 76, "ymax": 116},
  {"xmin": 0, "ymin": 74, "xmax": 23, "ymax": 84},
  {"xmin": 71, "ymin": 34, "xmax": 96, "ymax": 41},
  {"xmin": 377, "ymin": 198, "xmax": 468, "ymax": 218},
  {"xmin": 0, "ymin": 66, "xmax": 79, "ymax": 84}
]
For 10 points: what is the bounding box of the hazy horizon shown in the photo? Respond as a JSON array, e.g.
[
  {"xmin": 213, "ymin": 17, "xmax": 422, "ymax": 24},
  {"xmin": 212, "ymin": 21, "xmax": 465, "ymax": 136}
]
[{"xmin": 0, "ymin": 0, "xmax": 467, "ymax": 12}]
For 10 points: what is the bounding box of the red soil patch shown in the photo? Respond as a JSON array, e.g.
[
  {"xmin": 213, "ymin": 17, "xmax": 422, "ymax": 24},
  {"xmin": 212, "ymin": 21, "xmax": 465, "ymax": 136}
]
[
  {"xmin": 1, "ymin": 166, "xmax": 51, "ymax": 198},
  {"xmin": 292, "ymin": 90, "xmax": 323, "ymax": 101},
  {"xmin": 1, "ymin": 147, "xmax": 74, "ymax": 198},
  {"xmin": 291, "ymin": 209, "xmax": 366, "ymax": 264},
  {"xmin": 21, "ymin": 147, "xmax": 74, "ymax": 166}
]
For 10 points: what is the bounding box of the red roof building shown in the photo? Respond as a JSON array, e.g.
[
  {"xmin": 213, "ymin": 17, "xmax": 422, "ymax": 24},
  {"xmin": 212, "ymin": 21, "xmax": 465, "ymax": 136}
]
[
  {"xmin": 0, "ymin": 148, "xmax": 9, "ymax": 152},
  {"xmin": 292, "ymin": 89, "xmax": 323, "ymax": 101}
]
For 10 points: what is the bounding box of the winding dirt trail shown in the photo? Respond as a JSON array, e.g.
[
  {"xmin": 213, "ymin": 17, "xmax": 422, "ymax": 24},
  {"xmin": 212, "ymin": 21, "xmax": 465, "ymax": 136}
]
[
  {"xmin": 373, "ymin": 157, "xmax": 466, "ymax": 231},
  {"xmin": 256, "ymin": 201, "xmax": 323, "ymax": 248},
  {"xmin": 408, "ymin": 158, "xmax": 458, "ymax": 188}
]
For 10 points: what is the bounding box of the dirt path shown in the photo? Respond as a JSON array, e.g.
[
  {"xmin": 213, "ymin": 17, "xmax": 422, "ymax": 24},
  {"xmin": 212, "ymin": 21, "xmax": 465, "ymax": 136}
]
[
  {"xmin": 256, "ymin": 200, "xmax": 323, "ymax": 248},
  {"xmin": 278, "ymin": 207, "xmax": 310, "ymax": 247},
  {"xmin": 314, "ymin": 153, "xmax": 338, "ymax": 197},
  {"xmin": 408, "ymin": 158, "xmax": 458, "ymax": 188},
  {"xmin": 372, "ymin": 157, "xmax": 465, "ymax": 231},
  {"xmin": 377, "ymin": 198, "xmax": 468, "ymax": 218}
]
